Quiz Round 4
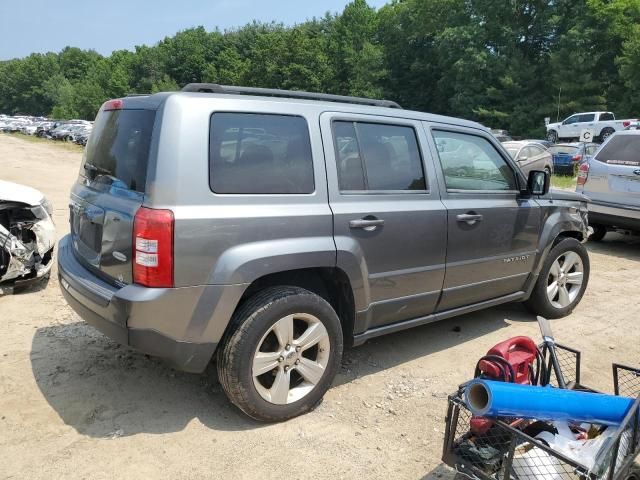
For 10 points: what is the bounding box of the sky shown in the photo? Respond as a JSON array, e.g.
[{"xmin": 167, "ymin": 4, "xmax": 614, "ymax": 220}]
[{"xmin": 0, "ymin": 0, "xmax": 389, "ymax": 60}]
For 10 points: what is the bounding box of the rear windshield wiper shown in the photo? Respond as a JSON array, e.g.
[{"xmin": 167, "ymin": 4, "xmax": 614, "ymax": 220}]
[{"xmin": 83, "ymin": 163, "xmax": 111, "ymax": 176}]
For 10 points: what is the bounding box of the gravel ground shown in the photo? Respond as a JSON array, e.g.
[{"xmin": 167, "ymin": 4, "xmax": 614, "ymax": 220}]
[{"xmin": 1, "ymin": 133, "xmax": 638, "ymax": 479}]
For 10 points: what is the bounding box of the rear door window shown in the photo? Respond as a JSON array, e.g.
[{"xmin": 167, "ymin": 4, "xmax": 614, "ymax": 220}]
[
  {"xmin": 578, "ymin": 113, "xmax": 595, "ymax": 122},
  {"xmin": 333, "ymin": 121, "xmax": 426, "ymax": 192},
  {"xmin": 595, "ymin": 136, "xmax": 640, "ymax": 166},
  {"xmin": 209, "ymin": 113, "xmax": 314, "ymax": 194},
  {"xmin": 82, "ymin": 109, "xmax": 156, "ymax": 192},
  {"xmin": 599, "ymin": 112, "xmax": 614, "ymax": 121}
]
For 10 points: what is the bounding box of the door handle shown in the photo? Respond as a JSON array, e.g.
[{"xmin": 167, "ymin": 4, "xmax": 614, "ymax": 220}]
[
  {"xmin": 456, "ymin": 213, "xmax": 483, "ymax": 225},
  {"xmin": 349, "ymin": 217, "xmax": 384, "ymax": 231}
]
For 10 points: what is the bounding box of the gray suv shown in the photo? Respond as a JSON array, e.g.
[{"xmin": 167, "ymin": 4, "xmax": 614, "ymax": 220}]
[{"xmin": 58, "ymin": 84, "xmax": 590, "ymax": 421}]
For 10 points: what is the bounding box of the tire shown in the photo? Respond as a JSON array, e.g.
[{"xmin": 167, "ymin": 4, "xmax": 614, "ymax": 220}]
[
  {"xmin": 525, "ymin": 238, "xmax": 590, "ymax": 319},
  {"xmin": 589, "ymin": 224, "xmax": 607, "ymax": 242},
  {"xmin": 544, "ymin": 166, "xmax": 552, "ymax": 176},
  {"xmin": 547, "ymin": 130, "xmax": 558, "ymax": 143},
  {"xmin": 600, "ymin": 128, "xmax": 614, "ymax": 143},
  {"xmin": 217, "ymin": 286, "xmax": 343, "ymax": 422}
]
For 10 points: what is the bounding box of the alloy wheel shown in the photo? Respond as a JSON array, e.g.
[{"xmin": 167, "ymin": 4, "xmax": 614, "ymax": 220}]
[
  {"xmin": 546, "ymin": 251, "xmax": 584, "ymax": 309},
  {"xmin": 252, "ymin": 313, "xmax": 330, "ymax": 405}
]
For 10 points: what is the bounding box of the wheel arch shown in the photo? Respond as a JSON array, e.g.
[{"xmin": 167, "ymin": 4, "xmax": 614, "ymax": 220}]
[{"xmin": 229, "ymin": 267, "xmax": 357, "ymax": 347}]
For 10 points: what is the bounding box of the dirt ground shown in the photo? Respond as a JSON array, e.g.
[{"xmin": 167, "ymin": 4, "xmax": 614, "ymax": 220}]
[{"xmin": 0, "ymin": 133, "xmax": 638, "ymax": 480}]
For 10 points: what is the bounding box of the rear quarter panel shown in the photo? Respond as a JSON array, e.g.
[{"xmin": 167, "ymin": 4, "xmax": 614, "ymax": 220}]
[{"xmin": 146, "ymin": 95, "xmax": 335, "ymax": 288}]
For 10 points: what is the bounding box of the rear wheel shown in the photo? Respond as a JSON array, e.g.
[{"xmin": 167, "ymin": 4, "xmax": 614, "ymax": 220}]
[
  {"xmin": 600, "ymin": 128, "xmax": 615, "ymax": 143},
  {"xmin": 525, "ymin": 238, "xmax": 589, "ymax": 319},
  {"xmin": 547, "ymin": 130, "xmax": 558, "ymax": 143},
  {"xmin": 217, "ymin": 286, "xmax": 343, "ymax": 422},
  {"xmin": 589, "ymin": 224, "xmax": 607, "ymax": 242}
]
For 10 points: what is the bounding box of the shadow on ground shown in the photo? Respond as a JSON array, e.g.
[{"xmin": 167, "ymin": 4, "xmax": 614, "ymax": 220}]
[
  {"xmin": 586, "ymin": 232, "xmax": 640, "ymax": 263},
  {"xmin": 31, "ymin": 301, "xmax": 532, "ymax": 438}
]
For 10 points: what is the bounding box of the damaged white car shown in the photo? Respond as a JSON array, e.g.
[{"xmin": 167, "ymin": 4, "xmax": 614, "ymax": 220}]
[{"xmin": 0, "ymin": 180, "xmax": 56, "ymax": 293}]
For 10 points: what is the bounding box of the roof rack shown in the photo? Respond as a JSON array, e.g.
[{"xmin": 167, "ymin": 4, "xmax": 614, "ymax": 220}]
[{"xmin": 180, "ymin": 83, "xmax": 402, "ymax": 109}]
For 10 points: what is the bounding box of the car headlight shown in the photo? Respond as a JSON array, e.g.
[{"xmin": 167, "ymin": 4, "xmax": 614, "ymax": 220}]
[{"xmin": 41, "ymin": 197, "xmax": 54, "ymax": 216}]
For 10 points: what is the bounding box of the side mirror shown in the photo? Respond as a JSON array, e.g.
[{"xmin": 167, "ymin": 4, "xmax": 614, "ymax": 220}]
[{"xmin": 528, "ymin": 170, "xmax": 550, "ymax": 195}]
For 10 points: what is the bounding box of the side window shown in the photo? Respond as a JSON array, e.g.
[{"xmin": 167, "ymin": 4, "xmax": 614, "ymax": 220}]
[
  {"xmin": 579, "ymin": 113, "xmax": 595, "ymax": 122},
  {"xmin": 564, "ymin": 115, "xmax": 578, "ymax": 125},
  {"xmin": 518, "ymin": 147, "xmax": 532, "ymax": 160},
  {"xmin": 209, "ymin": 113, "xmax": 314, "ymax": 194},
  {"xmin": 600, "ymin": 112, "xmax": 614, "ymax": 121},
  {"xmin": 333, "ymin": 121, "xmax": 426, "ymax": 192},
  {"xmin": 529, "ymin": 146, "xmax": 544, "ymax": 156},
  {"xmin": 432, "ymin": 130, "xmax": 518, "ymax": 191}
]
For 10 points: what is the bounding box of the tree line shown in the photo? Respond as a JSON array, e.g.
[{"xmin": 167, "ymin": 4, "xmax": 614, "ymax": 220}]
[{"xmin": 0, "ymin": 0, "xmax": 638, "ymax": 137}]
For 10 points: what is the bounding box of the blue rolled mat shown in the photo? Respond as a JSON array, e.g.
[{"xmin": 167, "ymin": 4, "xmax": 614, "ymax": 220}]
[{"xmin": 464, "ymin": 379, "xmax": 634, "ymax": 426}]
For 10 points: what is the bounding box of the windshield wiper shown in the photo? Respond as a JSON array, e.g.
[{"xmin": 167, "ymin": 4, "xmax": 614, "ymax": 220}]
[{"xmin": 83, "ymin": 163, "xmax": 111, "ymax": 176}]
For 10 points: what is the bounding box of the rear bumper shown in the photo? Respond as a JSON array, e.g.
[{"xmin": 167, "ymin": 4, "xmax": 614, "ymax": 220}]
[
  {"xmin": 57, "ymin": 235, "xmax": 246, "ymax": 373},
  {"xmin": 589, "ymin": 201, "xmax": 640, "ymax": 231}
]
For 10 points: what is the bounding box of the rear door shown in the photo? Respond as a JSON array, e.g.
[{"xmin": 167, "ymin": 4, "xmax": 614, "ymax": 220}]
[
  {"xmin": 70, "ymin": 106, "xmax": 156, "ymax": 285},
  {"xmin": 427, "ymin": 126, "xmax": 541, "ymax": 311},
  {"xmin": 583, "ymin": 133, "xmax": 640, "ymax": 208},
  {"xmin": 320, "ymin": 112, "xmax": 447, "ymax": 333}
]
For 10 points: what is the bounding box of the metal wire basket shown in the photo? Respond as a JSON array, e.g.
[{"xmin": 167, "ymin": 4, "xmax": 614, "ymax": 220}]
[{"xmin": 442, "ymin": 345, "xmax": 640, "ymax": 480}]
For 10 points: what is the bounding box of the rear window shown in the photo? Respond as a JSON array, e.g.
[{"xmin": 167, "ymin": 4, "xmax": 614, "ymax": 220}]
[
  {"xmin": 83, "ymin": 109, "xmax": 155, "ymax": 192},
  {"xmin": 595, "ymin": 135, "xmax": 640, "ymax": 166},
  {"xmin": 549, "ymin": 145, "xmax": 578, "ymax": 155},
  {"xmin": 209, "ymin": 113, "xmax": 314, "ymax": 194}
]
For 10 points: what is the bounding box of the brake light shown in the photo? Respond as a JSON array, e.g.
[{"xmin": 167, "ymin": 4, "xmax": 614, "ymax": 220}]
[
  {"xmin": 623, "ymin": 121, "xmax": 631, "ymax": 128},
  {"xmin": 102, "ymin": 99, "xmax": 123, "ymax": 111},
  {"xmin": 133, "ymin": 207, "xmax": 174, "ymax": 288},
  {"xmin": 577, "ymin": 162, "xmax": 590, "ymax": 186},
  {"xmin": 572, "ymin": 154, "xmax": 582, "ymax": 162}
]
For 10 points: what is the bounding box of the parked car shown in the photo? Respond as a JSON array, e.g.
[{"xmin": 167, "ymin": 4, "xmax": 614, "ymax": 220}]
[
  {"xmin": 546, "ymin": 112, "xmax": 638, "ymax": 144},
  {"xmin": 490, "ymin": 129, "xmax": 513, "ymax": 142},
  {"xmin": 548, "ymin": 142, "xmax": 599, "ymax": 176},
  {"xmin": 58, "ymin": 84, "xmax": 590, "ymax": 421},
  {"xmin": 576, "ymin": 130, "xmax": 640, "ymax": 240},
  {"xmin": 0, "ymin": 180, "xmax": 56, "ymax": 293},
  {"xmin": 503, "ymin": 140, "xmax": 554, "ymax": 175}
]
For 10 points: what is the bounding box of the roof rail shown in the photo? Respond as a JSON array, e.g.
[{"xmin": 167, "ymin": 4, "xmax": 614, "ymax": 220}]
[{"xmin": 180, "ymin": 83, "xmax": 402, "ymax": 109}]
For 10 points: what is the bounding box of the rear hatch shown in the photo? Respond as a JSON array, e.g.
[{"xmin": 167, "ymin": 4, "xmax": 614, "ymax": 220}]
[
  {"xmin": 70, "ymin": 103, "xmax": 156, "ymax": 286},
  {"xmin": 583, "ymin": 134, "xmax": 640, "ymax": 207}
]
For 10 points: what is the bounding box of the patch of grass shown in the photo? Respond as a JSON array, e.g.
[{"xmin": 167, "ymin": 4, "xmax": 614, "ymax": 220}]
[
  {"xmin": 2, "ymin": 132, "xmax": 83, "ymax": 151},
  {"xmin": 551, "ymin": 174, "xmax": 577, "ymax": 190}
]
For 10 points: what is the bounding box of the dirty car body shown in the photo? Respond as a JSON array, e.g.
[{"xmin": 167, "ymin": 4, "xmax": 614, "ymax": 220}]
[{"xmin": 0, "ymin": 180, "xmax": 56, "ymax": 292}]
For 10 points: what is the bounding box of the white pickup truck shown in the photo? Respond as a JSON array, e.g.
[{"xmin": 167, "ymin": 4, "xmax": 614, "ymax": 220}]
[{"xmin": 546, "ymin": 111, "xmax": 637, "ymax": 143}]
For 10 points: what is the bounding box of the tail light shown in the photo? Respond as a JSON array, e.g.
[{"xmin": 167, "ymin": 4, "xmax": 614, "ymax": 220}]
[
  {"xmin": 623, "ymin": 120, "xmax": 631, "ymax": 128},
  {"xmin": 577, "ymin": 162, "xmax": 590, "ymax": 186},
  {"xmin": 102, "ymin": 99, "xmax": 123, "ymax": 111},
  {"xmin": 572, "ymin": 154, "xmax": 582, "ymax": 163},
  {"xmin": 133, "ymin": 207, "xmax": 174, "ymax": 288}
]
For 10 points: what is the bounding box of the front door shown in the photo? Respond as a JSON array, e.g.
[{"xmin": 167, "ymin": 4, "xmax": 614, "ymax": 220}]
[
  {"xmin": 428, "ymin": 127, "xmax": 541, "ymax": 311},
  {"xmin": 320, "ymin": 112, "xmax": 447, "ymax": 334}
]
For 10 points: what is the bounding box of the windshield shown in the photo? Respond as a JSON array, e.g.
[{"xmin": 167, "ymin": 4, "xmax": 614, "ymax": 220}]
[{"xmin": 82, "ymin": 109, "xmax": 156, "ymax": 192}]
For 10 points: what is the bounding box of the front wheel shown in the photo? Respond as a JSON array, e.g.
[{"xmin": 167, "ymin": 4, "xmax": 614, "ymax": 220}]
[
  {"xmin": 525, "ymin": 238, "xmax": 590, "ymax": 319},
  {"xmin": 217, "ymin": 286, "xmax": 343, "ymax": 422}
]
